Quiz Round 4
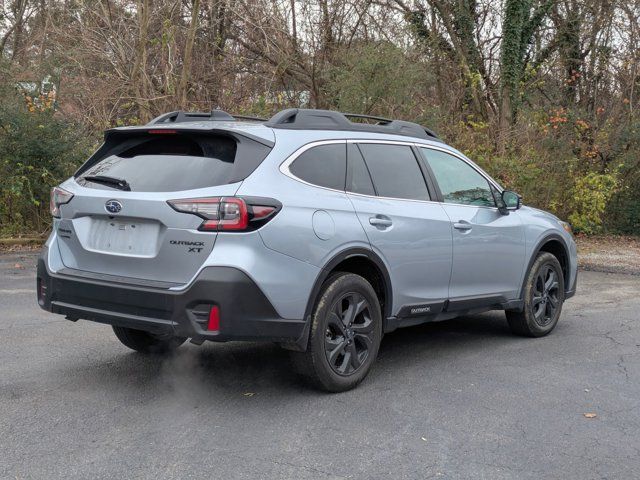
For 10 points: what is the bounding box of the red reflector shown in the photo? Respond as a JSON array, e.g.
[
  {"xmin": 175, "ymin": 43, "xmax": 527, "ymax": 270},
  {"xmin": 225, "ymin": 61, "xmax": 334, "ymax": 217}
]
[
  {"xmin": 207, "ymin": 306, "xmax": 220, "ymax": 331},
  {"xmin": 148, "ymin": 129, "xmax": 177, "ymax": 134}
]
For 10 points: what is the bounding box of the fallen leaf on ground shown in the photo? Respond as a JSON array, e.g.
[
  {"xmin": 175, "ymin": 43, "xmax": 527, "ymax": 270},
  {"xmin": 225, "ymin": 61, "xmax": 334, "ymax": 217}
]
[{"xmin": 583, "ymin": 413, "xmax": 597, "ymax": 418}]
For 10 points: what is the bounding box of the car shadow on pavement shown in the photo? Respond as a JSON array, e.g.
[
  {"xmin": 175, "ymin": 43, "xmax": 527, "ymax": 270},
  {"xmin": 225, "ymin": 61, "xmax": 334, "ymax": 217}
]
[{"xmin": 59, "ymin": 311, "xmax": 521, "ymax": 398}]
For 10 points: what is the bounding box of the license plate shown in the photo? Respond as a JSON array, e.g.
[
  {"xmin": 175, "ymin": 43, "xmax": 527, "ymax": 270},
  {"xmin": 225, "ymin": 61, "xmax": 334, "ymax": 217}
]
[{"xmin": 87, "ymin": 218, "xmax": 161, "ymax": 257}]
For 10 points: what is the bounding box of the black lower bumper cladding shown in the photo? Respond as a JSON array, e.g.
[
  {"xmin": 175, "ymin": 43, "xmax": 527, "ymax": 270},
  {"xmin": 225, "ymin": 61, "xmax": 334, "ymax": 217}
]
[{"xmin": 37, "ymin": 248, "xmax": 306, "ymax": 344}]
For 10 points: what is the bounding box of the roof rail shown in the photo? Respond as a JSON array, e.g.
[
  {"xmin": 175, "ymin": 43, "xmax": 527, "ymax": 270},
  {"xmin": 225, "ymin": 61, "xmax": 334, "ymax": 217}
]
[
  {"xmin": 147, "ymin": 110, "xmax": 267, "ymax": 125},
  {"xmin": 146, "ymin": 108, "xmax": 439, "ymax": 140},
  {"xmin": 232, "ymin": 114, "xmax": 268, "ymax": 122},
  {"xmin": 343, "ymin": 113, "xmax": 394, "ymax": 124},
  {"xmin": 264, "ymin": 108, "xmax": 440, "ymax": 141}
]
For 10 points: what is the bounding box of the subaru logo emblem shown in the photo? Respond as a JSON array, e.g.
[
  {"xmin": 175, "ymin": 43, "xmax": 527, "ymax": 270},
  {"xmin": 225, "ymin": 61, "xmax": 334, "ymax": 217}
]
[{"xmin": 105, "ymin": 200, "xmax": 123, "ymax": 214}]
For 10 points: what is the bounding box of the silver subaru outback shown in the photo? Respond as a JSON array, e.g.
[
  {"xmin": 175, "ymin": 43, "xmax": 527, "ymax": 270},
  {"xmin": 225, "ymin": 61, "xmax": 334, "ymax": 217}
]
[{"xmin": 38, "ymin": 108, "xmax": 577, "ymax": 391}]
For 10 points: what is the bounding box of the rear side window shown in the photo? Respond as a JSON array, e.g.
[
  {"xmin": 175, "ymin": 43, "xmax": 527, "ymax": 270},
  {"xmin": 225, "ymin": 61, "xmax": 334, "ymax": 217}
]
[
  {"xmin": 76, "ymin": 132, "xmax": 271, "ymax": 192},
  {"xmin": 358, "ymin": 144, "xmax": 430, "ymax": 201},
  {"xmin": 289, "ymin": 144, "xmax": 346, "ymax": 190},
  {"xmin": 346, "ymin": 144, "xmax": 375, "ymax": 196}
]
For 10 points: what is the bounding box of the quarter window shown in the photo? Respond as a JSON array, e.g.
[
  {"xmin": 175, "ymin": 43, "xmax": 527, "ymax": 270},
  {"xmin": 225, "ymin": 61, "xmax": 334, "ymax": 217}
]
[
  {"xmin": 421, "ymin": 148, "xmax": 495, "ymax": 207},
  {"xmin": 289, "ymin": 144, "xmax": 346, "ymax": 190},
  {"xmin": 358, "ymin": 144, "xmax": 430, "ymax": 201}
]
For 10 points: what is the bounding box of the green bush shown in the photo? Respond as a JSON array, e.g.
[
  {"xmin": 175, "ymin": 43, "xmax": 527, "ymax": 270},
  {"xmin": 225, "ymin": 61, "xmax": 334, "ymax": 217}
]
[
  {"xmin": 0, "ymin": 90, "xmax": 94, "ymax": 236},
  {"xmin": 567, "ymin": 171, "xmax": 620, "ymax": 234}
]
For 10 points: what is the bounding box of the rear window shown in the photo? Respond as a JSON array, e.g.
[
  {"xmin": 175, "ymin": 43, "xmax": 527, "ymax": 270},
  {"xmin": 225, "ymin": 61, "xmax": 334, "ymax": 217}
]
[{"xmin": 76, "ymin": 132, "xmax": 271, "ymax": 192}]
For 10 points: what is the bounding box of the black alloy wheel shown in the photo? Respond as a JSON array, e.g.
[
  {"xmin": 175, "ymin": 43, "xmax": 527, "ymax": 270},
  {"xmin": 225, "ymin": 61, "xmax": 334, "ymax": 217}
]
[
  {"xmin": 324, "ymin": 292, "xmax": 375, "ymax": 376},
  {"xmin": 291, "ymin": 272, "xmax": 382, "ymax": 392},
  {"xmin": 506, "ymin": 251, "xmax": 565, "ymax": 337},
  {"xmin": 531, "ymin": 264, "xmax": 561, "ymax": 327}
]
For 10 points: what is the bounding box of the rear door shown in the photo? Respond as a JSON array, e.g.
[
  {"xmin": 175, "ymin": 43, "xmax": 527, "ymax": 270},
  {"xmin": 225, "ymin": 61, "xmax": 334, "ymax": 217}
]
[
  {"xmin": 418, "ymin": 147, "xmax": 526, "ymax": 302},
  {"xmin": 55, "ymin": 129, "xmax": 271, "ymax": 285},
  {"xmin": 346, "ymin": 142, "xmax": 452, "ymax": 314}
]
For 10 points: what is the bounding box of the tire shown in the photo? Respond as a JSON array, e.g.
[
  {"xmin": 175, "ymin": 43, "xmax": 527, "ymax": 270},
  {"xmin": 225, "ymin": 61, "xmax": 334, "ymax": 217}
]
[
  {"xmin": 292, "ymin": 272, "xmax": 383, "ymax": 392},
  {"xmin": 112, "ymin": 326, "xmax": 187, "ymax": 354},
  {"xmin": 506, "ymin": 252, "xmax": 565, "ymax": 337}
]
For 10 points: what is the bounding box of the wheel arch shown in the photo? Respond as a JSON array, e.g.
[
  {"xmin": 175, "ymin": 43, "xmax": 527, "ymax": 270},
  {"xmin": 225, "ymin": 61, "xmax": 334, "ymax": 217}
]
[
  {"xmin": 521, "ymin": 233, "xmax": 571, "ymax": 298},
  {"xmin": 303, "ymin": 247, "xmax": 393, "ymax": 325}
]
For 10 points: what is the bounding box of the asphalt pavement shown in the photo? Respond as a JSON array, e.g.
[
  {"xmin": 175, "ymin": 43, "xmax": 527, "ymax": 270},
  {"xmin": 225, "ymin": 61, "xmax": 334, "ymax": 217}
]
[{"xmin": 1, "ymin": 251, "xmax": 639, "ymax": 479}]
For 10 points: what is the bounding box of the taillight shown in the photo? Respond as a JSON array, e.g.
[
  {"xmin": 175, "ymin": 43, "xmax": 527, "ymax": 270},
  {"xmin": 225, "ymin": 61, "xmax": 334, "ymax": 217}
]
[
  {"xmin": 167, "ymin": 197, "xmax": 280, "ymax": 232},
  {"xmin": 50, "ymin": 186, "xmax": 74, "ymax": 218}
]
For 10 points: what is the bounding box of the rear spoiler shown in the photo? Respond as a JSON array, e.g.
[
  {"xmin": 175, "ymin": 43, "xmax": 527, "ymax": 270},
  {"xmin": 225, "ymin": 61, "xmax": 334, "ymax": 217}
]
[{"xmin": 103, "ymin": 126, "xmax": 274, "ymax": 148}]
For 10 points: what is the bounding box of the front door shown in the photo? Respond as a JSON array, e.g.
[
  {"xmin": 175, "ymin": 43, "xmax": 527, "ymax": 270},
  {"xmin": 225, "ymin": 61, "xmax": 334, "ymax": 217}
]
[{"xmin": 418, "ymin": 147, "xmax": 526, "ymax": 303}]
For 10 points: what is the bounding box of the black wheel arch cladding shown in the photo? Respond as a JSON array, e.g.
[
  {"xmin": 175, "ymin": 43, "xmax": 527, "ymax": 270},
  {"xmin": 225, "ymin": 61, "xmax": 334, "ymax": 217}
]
[
  {"xmin": 303, "ymin": 248, "xmax": 392, "ymax": 324},
  {"xmin": 521, "ymin": 233, "xmax": 571, "ymax": 298}
]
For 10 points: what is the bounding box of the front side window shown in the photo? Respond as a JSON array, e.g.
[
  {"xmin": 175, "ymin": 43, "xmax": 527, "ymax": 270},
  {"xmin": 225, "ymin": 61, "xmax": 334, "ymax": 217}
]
[
  {"xmin": 358, "ymin": 144, "xmax": 430, "ymax": 201},
  {"xmin": 421, "ymin": 148, "xmax": 495, "ymax": 207},
  {"xmin": 289, "ymin": 143, "xmax": 346, "ymax": 190}
]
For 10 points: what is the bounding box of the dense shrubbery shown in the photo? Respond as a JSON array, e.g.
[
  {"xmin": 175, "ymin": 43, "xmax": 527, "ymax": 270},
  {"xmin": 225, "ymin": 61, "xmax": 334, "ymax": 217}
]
[{"xmin": 0, "ymin": 78, "xmax": 93, "ymax": 236}]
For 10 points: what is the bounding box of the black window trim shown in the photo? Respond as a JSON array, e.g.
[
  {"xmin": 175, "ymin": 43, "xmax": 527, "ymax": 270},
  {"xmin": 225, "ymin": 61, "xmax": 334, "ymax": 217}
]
[{"xmin": 347, "ymin": 143, "xmax": 378, "ymax": 196}]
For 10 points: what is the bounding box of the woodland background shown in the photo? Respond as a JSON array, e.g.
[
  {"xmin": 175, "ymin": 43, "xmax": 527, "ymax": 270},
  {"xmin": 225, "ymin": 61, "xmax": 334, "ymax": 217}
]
[{"xmin": 0, "ymin": 0, "xmax": 638, "ymax": 236}]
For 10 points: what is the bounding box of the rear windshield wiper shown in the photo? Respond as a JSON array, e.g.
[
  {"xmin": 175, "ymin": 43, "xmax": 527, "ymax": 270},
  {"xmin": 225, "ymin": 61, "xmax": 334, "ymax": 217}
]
[{"xmin": 82, "ymin": 175, "xmax": 131, "ymax": 191}]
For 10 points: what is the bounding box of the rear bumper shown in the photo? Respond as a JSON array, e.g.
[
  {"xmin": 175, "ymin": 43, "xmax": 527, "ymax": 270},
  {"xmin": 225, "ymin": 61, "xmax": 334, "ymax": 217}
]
[{"xmin": 37, "ymin": 247, "xmax": 307, "ymax": 345}]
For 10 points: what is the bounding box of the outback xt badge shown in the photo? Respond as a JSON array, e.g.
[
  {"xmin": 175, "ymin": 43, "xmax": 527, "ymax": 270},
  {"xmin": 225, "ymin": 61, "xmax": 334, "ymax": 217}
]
[{"xmin": 170, "ymin": 240, "xmax": 205, "ymax": 253}]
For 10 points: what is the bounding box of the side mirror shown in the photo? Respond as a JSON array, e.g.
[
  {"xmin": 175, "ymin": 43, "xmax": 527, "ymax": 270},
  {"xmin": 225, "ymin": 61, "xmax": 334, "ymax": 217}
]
[
  {"xmin": 502, "ymin": 190, "xmax": 522, "ymax": 210},
  {"xmin": 493, "ymin": 189, "xmax": 521, "ymax": 215}
]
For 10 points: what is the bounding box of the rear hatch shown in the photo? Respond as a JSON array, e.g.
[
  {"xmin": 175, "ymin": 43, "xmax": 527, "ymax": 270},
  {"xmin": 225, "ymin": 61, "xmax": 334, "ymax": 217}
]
[{"xmin": 55, "ymin": 126, "xmax": 273, "ymax": 285}]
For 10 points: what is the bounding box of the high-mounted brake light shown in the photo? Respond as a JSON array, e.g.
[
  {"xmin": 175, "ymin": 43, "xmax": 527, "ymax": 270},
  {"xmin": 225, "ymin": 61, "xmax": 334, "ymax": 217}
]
[
  {"xmin": 167, "ymin": 197, "xmax": 279, "ymax": 232},
  {"xmin": 50, "ymin": 186, "xmax": 74, "ymax": 218},
  {"xmin": 147, "ymin": 129, "xmax": 177, "ymax": 134}
]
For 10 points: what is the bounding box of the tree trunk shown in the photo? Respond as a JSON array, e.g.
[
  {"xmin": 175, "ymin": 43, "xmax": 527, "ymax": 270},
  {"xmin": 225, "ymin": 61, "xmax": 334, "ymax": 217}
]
[
  {"xmin": 132, "ymin": 0, "xmax": 152, "ymax": 122},
  {"xmin": 178, "ymin": 0, "xmax": 201, "ymax": 110}
]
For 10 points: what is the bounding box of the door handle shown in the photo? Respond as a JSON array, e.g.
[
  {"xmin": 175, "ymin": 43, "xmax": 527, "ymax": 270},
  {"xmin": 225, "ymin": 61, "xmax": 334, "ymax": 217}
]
[
  {"xmin": 369, "ymin": 216, "xmax": 393, "ymax": 228},
  {"xmin": 453, "ymin": 221, "xmax": 473, "ymax": 231}
]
